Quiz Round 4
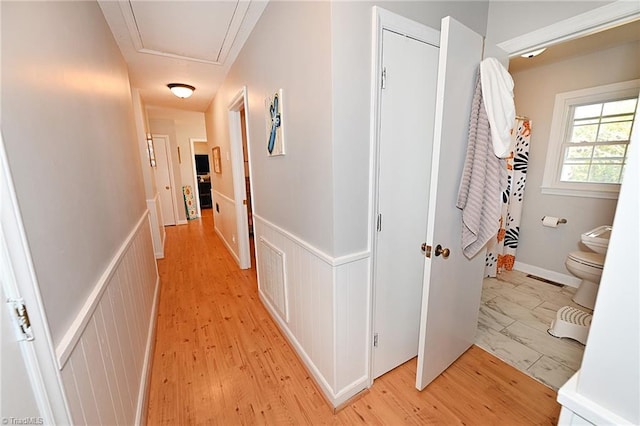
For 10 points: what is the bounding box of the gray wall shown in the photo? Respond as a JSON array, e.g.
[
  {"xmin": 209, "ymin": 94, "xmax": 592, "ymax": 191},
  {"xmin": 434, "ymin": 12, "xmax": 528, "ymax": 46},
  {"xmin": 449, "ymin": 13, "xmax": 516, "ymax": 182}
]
[
  {"xmin": 330, "ymin": 1, "xmax": 490, "ymax": 256},
  {"xmin": 1, "ymin": 2, "xmax": 146, "ymax": 344},
  {"xmin": 511, "ymin": 41, "xmax": 640, "ymax": 275},
  {"xmin": 207, "ymin": 1, "xmax": 335, "ymax": 253}
]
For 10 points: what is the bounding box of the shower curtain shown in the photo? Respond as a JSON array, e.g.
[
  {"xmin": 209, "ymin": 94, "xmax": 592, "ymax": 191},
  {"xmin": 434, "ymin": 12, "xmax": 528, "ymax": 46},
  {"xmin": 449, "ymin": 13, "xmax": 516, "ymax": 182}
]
[{"xmin": 485, "ymin": 118, "xmax": 531, "ymax": 277}]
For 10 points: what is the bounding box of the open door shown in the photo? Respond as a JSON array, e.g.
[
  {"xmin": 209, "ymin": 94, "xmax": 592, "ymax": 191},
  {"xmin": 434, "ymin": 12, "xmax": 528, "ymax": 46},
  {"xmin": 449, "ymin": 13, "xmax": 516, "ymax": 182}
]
[
  {"xmin": 228, "ymin": 87, "xmax": 252, "ymax": 270},
  {"xmin": 415, "ymin": 17, "xmax": 507, "ymax": 390}
]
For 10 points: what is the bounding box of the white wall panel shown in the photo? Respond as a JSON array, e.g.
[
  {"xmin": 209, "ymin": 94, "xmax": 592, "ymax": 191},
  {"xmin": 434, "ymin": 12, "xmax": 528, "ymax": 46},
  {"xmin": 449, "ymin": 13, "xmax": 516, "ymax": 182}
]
[
  {"xmin": 253, "ymin": 214, "xmax": 370, "ymax": 407},
  {"xmin": 213, "ymin": 189, "xmax": 240, "ymax": 264},
  {"xmin": 334, "ymin": 258, "xmax": 370, "ymax": 396},
  {"xmin": 57, "ymin": 213, "xmax": 159, "ymax": 425}
]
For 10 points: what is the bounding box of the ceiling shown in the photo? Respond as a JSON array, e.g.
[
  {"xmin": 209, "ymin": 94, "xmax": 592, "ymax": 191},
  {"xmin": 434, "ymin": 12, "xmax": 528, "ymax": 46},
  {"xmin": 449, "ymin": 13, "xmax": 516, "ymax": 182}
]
[
  {"xmin": 509, "ymin": 19, "xmax": 640, "ymax": 73},
  {"xmin": 99, "ymin": 3, "xmax": 636, "ymax": 112},
  {"xmin": 98, "ymin": 1, "xmax": 268, "ymax": 112}
]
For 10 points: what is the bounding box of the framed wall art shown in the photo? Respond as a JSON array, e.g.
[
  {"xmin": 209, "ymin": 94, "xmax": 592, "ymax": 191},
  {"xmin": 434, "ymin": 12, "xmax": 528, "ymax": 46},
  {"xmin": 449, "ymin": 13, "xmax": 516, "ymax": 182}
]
[
  {"xmin": 265, "ymin": 89, "xmax": 285, "ymax": 156},
  {"xmin": 146, "ymin": 134, "xmax": 156, "ymax": 167},
  {"xmin": 212, "ymin": 146, "xmax": 222, "ymax": 174}
]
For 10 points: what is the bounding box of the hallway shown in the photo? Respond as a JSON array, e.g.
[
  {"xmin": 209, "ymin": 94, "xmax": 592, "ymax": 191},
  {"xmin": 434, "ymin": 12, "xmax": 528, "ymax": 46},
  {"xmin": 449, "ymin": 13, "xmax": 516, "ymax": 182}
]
[{"xmin": 146, "ymin": 211, "xmax": 560, "ymax": 424}]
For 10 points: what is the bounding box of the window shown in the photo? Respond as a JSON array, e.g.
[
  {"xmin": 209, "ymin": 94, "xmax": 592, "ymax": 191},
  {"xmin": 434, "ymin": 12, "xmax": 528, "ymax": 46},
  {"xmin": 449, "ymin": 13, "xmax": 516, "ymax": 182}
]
[{"xmin": 542, "ymin": 80, "xmax": 640, "ymax": 199}]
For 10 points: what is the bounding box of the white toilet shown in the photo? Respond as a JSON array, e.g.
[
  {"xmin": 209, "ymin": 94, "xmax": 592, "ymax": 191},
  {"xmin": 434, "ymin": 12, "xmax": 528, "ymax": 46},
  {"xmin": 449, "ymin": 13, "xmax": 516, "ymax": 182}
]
[{"xmin": 565, "ymin": 225, "xmax": 611, "ymax": 310}]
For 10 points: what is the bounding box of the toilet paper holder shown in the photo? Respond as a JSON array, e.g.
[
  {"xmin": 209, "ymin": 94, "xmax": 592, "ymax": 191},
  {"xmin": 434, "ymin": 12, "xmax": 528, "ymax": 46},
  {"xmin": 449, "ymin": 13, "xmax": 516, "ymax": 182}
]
[{"xmin": 541, "ymin": 216, "xmax": 567, "ymax": 224}]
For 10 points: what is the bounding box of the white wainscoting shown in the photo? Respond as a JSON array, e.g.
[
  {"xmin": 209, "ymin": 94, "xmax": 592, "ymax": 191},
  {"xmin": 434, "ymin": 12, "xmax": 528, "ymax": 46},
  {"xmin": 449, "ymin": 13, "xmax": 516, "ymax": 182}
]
[
  {"xmin": 212, "ymin": 189, "xmax": 240, "ymax": 265},
  {"xmin": 147, "ymin": 193, "xmax": 165, "ymax": 259},
  {"xmin": 56, "ymin": 211, "xmax": 159, "ymax": 425},
  {"xmin": 253, "ymin": 214, "xmax": 370, "ymax": 407}
]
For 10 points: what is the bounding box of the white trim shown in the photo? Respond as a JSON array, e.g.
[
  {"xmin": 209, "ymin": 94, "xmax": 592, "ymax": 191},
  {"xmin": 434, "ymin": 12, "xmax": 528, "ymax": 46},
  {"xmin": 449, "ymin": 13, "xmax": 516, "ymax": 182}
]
[
  {"xmin": 134, "ymin": 274, "xmax": 160, "ymax": 426},
  {"xmin": 258, "ymin": 292, "xmax": 336, "ymax": 401},
  {"xmin": 540, "ymin": 186, "xmax": 620, "ymax": 200},
  {"xmin": 146, "ymin": 194, "xmax": 165, "ymax": 258},
  {"xmin": 116, "ymin": 1, "xmax": 250, "ymax": 65},
  {"xmin": 55, "ymin": 210, "xmax": 151, "ymax": 369},
  {"xmin": 541, "ymin": 80, "xmax": 640, "ymax": 199},
  {"xmin": 253, "ymin": 214, "xmax": 371, "ymax": 268},
  {"xmin": 558, "ymin": 372, "xmax": 634, "ymax": 425},
  {"xmin": 498, "ymin": 1, "xmax": 640, "ymax": 57},
  {"xmin": 189, "ymin": 138, "xmax": 208, "ymax": 217},
  {"xmin": 212, "ymin": 188, "xmax": 235, "ymax": 204},
  {"xmin": 212, "ymin": 188, "xmax": 241, "ymax": 266},
  {"xmin": 228, "ymin": 86, "xmax": 252, "ymax": 270},
  {"xmin": 514, "ymin": 261, "xmax": 581, "ymax": 288},
  {"xmin": 1, "ymin": 129, "xmax": 72, "ymax": 423},
  {"xmin": 177, "ymin": 219, "xmax": 188, "ymax": 225}
]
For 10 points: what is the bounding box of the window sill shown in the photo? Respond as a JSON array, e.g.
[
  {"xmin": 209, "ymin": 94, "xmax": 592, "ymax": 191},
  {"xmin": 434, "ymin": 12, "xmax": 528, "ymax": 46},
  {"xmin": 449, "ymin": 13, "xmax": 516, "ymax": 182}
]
[{"xmin": 541, "ymin": 186, "xmax": 619, "ymax": 200}]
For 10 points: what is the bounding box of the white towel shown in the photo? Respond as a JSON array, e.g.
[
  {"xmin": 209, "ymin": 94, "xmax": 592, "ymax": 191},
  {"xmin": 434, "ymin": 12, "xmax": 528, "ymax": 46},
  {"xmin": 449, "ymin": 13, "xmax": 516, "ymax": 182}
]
[
  {"xmin": 480, "ymin": 58, "xmax": 515, "ymax": 158},
  {"xmin": 457, "ymin": 72, "xmax": 506, "ymax": 259}
]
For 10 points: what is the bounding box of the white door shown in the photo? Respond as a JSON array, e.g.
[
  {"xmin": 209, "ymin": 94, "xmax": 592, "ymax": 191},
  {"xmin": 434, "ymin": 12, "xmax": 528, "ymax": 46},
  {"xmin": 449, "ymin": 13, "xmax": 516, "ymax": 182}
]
[
  {"xmin": 372, "ymin": 29, "xmax": 439, "ymax": 378},
  {"xmin": 154, "ymin": 136, "xmax": 177, "ymax": 226},
  {"xmin": 416, "ymin": 17, "xmax": 504, "ymax": 389}
]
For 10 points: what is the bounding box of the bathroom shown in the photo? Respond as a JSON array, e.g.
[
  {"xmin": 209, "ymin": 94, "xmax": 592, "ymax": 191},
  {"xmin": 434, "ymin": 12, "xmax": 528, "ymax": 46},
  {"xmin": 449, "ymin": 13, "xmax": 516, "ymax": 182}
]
[{"xmin": 476, "ymin": 20, "xmax": 639, "ymax": 389}]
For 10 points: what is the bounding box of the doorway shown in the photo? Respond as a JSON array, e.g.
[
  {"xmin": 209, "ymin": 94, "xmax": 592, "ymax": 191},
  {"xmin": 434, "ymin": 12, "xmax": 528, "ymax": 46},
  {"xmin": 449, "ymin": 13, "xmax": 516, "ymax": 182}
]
[
  {"xmin": 371, "ymin": 23, "xmax": 440, "ymax": 378},
  {"xmin": 228, "ymin": 86, "xmax": 255, "ymax": 270},
  {"xmin": 154, "ymin": 135, "xmax": 178, "ymax": 226},
  {"xmin": 190, "ymin": 138, "xmax": 211, "ymax": 217}
]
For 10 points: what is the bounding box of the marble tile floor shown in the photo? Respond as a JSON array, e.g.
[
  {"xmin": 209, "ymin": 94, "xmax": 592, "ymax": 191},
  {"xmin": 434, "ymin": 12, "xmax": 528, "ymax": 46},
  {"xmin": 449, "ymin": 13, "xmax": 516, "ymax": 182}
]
[{"xmin": 475, "ymin": 269, "xmax": 592, "ymax": 391}]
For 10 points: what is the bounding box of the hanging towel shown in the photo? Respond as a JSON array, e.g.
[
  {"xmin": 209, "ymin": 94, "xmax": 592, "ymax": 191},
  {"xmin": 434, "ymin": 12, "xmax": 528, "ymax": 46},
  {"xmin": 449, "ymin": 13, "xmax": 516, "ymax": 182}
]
[
  {"xmin": 480, "ymin": 58, "xmax": 515, "ymax": 158},
  {"xmin": 457, "ymin": 71, "xmax": 506, "ymax": 259}
]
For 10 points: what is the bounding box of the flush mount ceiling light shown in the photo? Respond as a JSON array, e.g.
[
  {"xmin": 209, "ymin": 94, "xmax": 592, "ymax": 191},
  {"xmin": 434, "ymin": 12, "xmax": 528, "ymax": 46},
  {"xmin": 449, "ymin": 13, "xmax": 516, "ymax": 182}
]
[
  {"xmin": 167, "ymin": 83, "xmax": 195, "ymax": 98},
  {"xmin": 520, "ymin": 48, "xmax": 547, "ymax": 58}
]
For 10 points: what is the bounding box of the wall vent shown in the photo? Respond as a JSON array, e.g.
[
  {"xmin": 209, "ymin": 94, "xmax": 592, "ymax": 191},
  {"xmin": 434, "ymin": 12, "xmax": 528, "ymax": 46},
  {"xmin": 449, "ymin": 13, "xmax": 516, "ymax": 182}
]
[
  {"xmin": 258, "ymin": 237, "xmax": 288, "ymax": 321},
  {"xmin": 526, "ymin": 274, "xmax": 563, "ymax": 287}
]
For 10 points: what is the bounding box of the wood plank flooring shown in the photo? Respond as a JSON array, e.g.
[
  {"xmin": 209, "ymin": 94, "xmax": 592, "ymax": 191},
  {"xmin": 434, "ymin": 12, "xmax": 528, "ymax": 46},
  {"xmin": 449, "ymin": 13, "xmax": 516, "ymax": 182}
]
[{"xmin": 146, "ymin": 210, "xmax": 561, "ymax": 425}]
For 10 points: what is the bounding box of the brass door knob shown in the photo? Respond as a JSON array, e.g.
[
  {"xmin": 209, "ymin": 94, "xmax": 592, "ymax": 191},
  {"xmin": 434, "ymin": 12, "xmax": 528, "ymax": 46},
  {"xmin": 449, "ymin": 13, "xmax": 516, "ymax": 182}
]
[
  {"xmin": 434, "ymin": 244, "xmax": 450, "ymax": 258},
  {"xmin": 165, "ymin": 186, "xmax": 170, "ymax": 190}
]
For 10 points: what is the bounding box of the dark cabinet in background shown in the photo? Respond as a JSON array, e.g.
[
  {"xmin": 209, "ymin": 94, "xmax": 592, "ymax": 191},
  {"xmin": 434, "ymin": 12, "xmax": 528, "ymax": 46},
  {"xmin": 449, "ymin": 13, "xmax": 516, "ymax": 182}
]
[{"xmin": 198, "ymin": 181, "xmax": 212, "ymax": 209}]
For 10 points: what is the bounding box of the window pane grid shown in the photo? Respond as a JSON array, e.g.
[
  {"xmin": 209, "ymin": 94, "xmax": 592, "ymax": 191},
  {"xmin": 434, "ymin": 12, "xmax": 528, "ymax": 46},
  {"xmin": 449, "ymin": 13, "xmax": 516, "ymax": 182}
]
[{"xmin": 562, "ymin": 97, "xmax": 636, "ymax": 184}]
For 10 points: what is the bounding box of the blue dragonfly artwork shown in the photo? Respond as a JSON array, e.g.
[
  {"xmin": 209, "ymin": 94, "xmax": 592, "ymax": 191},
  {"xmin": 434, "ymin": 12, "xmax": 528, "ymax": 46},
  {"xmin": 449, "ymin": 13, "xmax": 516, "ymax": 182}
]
[{"xmin": 268, "ymin": 93, "xmax": 281, "ymax": 154}]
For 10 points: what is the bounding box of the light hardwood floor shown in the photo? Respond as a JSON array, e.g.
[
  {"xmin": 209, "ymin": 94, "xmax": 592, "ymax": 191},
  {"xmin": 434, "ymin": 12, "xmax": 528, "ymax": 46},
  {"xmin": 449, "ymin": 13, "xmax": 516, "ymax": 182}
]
[{"xmin": 146, "ymin": 210, "xmax": 561, "ymax": 425}]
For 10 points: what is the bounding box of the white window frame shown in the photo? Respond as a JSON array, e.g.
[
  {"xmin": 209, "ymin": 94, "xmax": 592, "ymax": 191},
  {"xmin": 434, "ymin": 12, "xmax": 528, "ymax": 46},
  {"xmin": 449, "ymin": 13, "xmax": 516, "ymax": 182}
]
[{"xmin": 542, "ymin": 79, "xmax": 640, "ymax": 199}]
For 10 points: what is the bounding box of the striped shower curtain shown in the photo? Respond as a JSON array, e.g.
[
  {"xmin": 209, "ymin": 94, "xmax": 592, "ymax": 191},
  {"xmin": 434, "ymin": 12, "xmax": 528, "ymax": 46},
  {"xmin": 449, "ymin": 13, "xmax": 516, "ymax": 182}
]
[{"xmin": 485, "ymin": 118, "xmax": 531, "ymax": 277}]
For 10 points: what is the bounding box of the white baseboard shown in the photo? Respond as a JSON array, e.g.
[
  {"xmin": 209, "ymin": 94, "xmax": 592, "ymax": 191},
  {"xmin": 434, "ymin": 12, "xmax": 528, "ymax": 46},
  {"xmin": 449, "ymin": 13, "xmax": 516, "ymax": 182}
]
[
  {"xmin": 214, "ymin": 227, "xmax": 241, "ymax": 266},
  {"xmin": 258, "ymin": 291, "xmax": 337, "ymax": 405},
  {"xmin": 177, "ymin": 219, "xmax": 188, "ymax": 225},
  {"xmin": 135, "ymin": 275, "xmax": 160, "ymax": 426},
  {"xmin": 514, "ymin": 261, "xmax": 581, "ymax": 288},
  {"xmin": 155, "ymin": 234, "xmax": 165, "ymax": 259}
]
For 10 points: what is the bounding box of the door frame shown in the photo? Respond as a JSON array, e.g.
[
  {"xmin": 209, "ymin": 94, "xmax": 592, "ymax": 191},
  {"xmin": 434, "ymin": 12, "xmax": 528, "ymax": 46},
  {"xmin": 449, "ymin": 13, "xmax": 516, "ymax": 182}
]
[
  {"xmin": 0, "ymin": 130, "xmax": 71, "ymax": 423},
  {"xmin": 189, "ymin": 138, "xmax": 208, "ymax": 218},
  {"xmin": 228, "ymin": 86, "xmax": 254, "ymax": 269},
  {"xmin": 153, "ymin": 134, "xmax": 179, "ymax": 226},
  {"xmin": 367, "ymin": 6, "xmax": 441, "ymax": 385}
]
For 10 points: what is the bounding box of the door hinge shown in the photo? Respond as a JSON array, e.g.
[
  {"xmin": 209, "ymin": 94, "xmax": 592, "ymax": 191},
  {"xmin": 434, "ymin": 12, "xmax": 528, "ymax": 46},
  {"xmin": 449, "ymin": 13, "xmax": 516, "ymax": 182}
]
[
  {"xmin": 381, "ymin": 67, "xmax": 386, "ymax": 89},
  {"xmin": 373, "ymin": 333, "xmax": 379, "ymax": 348},
  {"xmin": 376, "ymin": 213, "xmax": 382, "ymax": 232},
  {"xmin": 7, "ymin": 298, "xmax": 34, "ymax": 341}
]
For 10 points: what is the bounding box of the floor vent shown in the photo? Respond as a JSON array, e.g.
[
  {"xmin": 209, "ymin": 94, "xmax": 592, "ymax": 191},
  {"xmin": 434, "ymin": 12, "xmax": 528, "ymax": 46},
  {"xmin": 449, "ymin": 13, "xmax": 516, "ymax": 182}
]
[
  {"xmin": 526, "ymin": 274, "xmax": 563, "ymax": 287},
  {"xmin": 258, "ymin": 237, "xmax": 288, "ymax": 321}
]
